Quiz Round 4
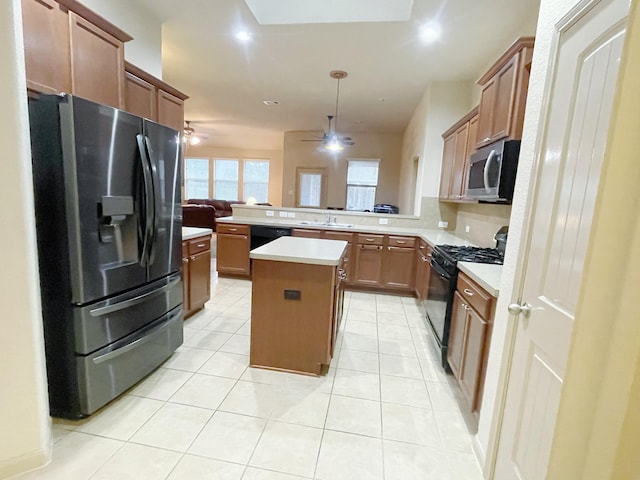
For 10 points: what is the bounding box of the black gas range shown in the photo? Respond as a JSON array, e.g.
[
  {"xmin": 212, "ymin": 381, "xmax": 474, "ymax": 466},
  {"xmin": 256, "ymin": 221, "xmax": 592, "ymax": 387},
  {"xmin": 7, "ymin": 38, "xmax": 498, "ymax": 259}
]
[{"xmin": 425, "ymin": 232, "xmax": 506, "ymax": 371}]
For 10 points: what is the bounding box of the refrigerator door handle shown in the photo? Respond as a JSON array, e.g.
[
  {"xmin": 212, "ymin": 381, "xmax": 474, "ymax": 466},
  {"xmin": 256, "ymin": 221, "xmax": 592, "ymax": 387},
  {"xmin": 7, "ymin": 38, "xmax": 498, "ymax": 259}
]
[
  {"xmin": 88, "ymin": 276, "xmax": 181, "ymax": 317},
  {"xmin": 136, "ymin": 134, "xmax": 154, "ymax": 267},
  {"xmin": 144, "ymin": 136, "xmax": 159, "ymax": 265}
]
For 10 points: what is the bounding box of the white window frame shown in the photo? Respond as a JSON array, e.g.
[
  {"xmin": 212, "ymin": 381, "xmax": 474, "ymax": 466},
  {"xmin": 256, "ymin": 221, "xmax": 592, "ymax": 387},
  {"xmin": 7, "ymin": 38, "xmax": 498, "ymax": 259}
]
[
  {"xmin": 296, "ymin": 167, "xmax": 328, "ymax": 208},
  {"xmin": 346, "ymin": 159, "xmax": 380, "ymax": 211},
  {"xmin": 213, "ymin": 158, "xmax": 239, "ymax": 200},
  {"xmin": 184, "ymin": 157, "xmax": 210, "ymax": 200},
  {"xmin": 243, "ymin": 159, "xmax": 270, "ymax": 203}
]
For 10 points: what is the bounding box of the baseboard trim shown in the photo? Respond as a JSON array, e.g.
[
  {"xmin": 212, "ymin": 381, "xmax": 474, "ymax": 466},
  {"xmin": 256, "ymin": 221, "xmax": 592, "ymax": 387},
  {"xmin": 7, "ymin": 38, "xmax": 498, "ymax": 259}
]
[
  {"xmin": 472, "ymin": 434, "xmax": 488, "ymax": 479},
  {"xmin": 0, "ymin": 447, "xmax": 51, "ymax": 479}
]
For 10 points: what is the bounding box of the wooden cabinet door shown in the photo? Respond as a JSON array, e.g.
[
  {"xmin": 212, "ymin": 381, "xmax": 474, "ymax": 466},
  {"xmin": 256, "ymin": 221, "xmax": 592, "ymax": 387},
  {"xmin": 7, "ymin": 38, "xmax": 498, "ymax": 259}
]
[
  {"xmin": 382, "ymin": 246, "xmax": 415, "ymax": 290},
  {"xmin": 438, "ymin": 133, "xmax": 456, "ymax": 200},
  {"xmin": 181, "ymin": 242, "xmax": 191, "ymax": 315},
  {"xmin": 125, "ymin": 72, "xmax": 157, "ymax": 120},
  {"xmin": 189, "ymin": 249, "xmax": 211, "ymax": 309},
  {"xmin": 476, "ymin": 78, "xmax": 497, "ymax": 147},
  {"xmin": 22, "ymin": 0, "xmax": 71, "ymax": 94},
  {"xmin": 216, "ymin": 233, "xmax": 250, "ymax": 276},
  {"xmin": 69, "ymin": 11, "xmax": 124, "ymax": 108},
  {"xmin": 353, "ymin": 244, "xmax": 383, "ymax": 286},
  {"xmin": 491, "ymin": 55, "xmax": 519, "ymax": 142},
  {"xmin": 414, "ymin": 243, "xmax": 432, "ymax": 300},
  {"xmin": 449, "ymin": 123, "xmax": 470, "ymax": 199},
  {"xmin": 459, "ymin": 305, "xmax": 489, "ymax": 411},
  {"xmin": 324, "ymin": 231, "xmax": 354, "ymax": 284},
  {"xmin": 447, "ymin": 291, "xmax": 468, "ymax": 379},
  {"xmin": 157, "ymin": 89, "xmax": 184, "ymax": 131}
]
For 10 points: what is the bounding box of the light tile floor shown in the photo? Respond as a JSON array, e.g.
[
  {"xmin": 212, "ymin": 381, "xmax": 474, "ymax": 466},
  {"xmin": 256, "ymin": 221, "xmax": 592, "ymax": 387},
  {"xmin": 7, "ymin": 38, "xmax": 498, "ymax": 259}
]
[{"xmin": 17, "ymin": 270, "xmax": 484, "ymax": 480}]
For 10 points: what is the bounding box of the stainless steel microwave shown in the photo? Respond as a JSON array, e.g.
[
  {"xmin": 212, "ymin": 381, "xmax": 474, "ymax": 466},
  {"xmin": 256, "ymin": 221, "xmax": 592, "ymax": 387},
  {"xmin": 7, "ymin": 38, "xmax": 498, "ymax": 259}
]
[{"xmin": 466, "ymin": 139, "xmax": 521, "ymax": 203}]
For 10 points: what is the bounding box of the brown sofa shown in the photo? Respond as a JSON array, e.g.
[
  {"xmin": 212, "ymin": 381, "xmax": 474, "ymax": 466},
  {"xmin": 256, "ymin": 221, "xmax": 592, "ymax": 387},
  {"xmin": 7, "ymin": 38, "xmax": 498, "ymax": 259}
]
[
  {"xmin": 182, "ymin": 199, "xmax": 246, "ymax": 231},
  {"xmin": 182, "ymin": 204, "xmax": 217, "ymax": 231},
  {"xmin": 186, "ymin": 199, "xmax": 245, "ymax": 218}
]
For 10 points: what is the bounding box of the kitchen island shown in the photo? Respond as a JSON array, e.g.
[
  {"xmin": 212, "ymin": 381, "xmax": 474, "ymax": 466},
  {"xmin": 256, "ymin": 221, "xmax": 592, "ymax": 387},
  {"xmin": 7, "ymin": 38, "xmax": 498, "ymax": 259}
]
[{"xmin": 249, "ymin": 236, "xmax": 347, "ymax": 376}]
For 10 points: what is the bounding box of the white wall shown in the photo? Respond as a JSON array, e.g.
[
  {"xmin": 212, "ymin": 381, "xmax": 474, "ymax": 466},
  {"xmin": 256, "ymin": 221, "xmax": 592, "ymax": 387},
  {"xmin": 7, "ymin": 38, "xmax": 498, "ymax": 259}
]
[
  {"xmin": 399, "ymin": 81, "xmax": 474, "ymax": 214},
  {"xmin": 0, "ymin": 1, "xmax": 51, "ymax": 477},
  {"xmin": 79, "ymin": 0, "xmax": 163, "ymax": 78}
]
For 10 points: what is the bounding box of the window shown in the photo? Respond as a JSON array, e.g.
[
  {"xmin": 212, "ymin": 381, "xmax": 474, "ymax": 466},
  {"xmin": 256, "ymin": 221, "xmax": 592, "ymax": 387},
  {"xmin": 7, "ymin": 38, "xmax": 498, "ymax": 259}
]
[
  {"xmin": 346, "ymin": 159, "xmax": 380, "ymax": 211},
  {"xmin": 296, "ymin": 167, "xmax": 327, "ymax": 208},
  {"xmin": 213, "ymin": 158, "xmax": 239, "ymax": 200},
  {"xmin": 243, "ymin": 159, "xmax": 270, "ymax": 203},
  {"xmin": 184, "ymin": 158, "xmax": 209, "ymax": 199}
]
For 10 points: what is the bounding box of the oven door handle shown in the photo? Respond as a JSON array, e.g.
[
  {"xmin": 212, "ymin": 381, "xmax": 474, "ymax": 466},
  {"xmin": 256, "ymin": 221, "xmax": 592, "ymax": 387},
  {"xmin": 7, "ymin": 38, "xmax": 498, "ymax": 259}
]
[{"xmin": 430, "ymin": 259, "xmax": 451, "ymax": 279}]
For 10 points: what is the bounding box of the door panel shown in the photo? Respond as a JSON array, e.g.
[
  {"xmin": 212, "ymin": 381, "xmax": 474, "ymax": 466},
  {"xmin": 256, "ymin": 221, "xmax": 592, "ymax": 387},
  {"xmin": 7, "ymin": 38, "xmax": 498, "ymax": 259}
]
[
  {"xmin": 64, "ymin": 96, "xmax": 147, "ymax": 304},
  {"xmin": 495, "ymin": 1, "xmax": 628, "ymax": 477},
  {"xmin": 144, "ymin": 120, "xmax": 182, "ymax": 282}
]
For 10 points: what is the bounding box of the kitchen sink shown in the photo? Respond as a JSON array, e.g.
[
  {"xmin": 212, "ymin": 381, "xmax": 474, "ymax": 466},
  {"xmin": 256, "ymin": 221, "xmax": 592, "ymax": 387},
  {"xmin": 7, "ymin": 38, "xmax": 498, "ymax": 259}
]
[{"xmin": 299, "ymin": 220, "xmax": 354, "ymax": 228}]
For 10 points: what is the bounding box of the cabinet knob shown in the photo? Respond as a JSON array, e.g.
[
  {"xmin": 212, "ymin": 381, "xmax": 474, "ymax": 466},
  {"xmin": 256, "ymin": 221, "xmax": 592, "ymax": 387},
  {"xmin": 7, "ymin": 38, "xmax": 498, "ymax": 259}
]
[
  {"xmin": 196, "ymin": 243, "xmax": 205, "ymax": 248},
  {"xmin": 463, "ymin": 288, "xmax": 475, "ymax": 297},
  {"xmin": 182, "ymin": 258, "xmax": 189, "ymax": 264},
  {"xmin": 483, "ymin": 136, "xmax": 491, "ymax": 142},
  {"xmin": 190, "ymin": 256, "xmax": 196, "ymax": 261}
]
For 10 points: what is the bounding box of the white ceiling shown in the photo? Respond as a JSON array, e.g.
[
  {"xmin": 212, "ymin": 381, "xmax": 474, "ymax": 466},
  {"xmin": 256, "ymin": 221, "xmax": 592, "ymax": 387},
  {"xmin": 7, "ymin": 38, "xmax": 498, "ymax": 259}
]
[{"xmin": 135, "ymin": 0, "xmax": 540, "ymax": 150}]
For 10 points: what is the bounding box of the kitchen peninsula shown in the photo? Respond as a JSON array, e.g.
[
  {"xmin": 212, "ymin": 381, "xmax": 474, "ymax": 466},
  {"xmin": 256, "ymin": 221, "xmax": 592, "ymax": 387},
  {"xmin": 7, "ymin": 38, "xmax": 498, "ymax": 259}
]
[{"xmin": 249, "ymin": 236, "xmax": 347, "ymax": 376}]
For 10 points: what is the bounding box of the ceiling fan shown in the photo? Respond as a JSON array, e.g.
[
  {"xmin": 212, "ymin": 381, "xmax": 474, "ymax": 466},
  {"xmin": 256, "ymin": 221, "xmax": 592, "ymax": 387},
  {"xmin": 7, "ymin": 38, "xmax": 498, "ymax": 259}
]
[
  {"xmin": 302, "ymin": 70, "xmax": 355, "ymax": 151},
  {"xmin": 183, "ymin": 120, "xmax": 209, "ymax": 146}
]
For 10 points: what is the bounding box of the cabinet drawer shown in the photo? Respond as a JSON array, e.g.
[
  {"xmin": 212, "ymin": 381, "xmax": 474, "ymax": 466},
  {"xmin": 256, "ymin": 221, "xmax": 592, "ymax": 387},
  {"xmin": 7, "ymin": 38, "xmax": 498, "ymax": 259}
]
[
  {"xmin": 457, "ymin": 273, "xmax": 493, "ymax": 318},
  {"xmin": 217, "ymin": 224, "xmax": 249, "ymax": 235},
  {"xmin": 356, "ymin": 233, "xmax": 384, "ymax": 245},
  {"xmin": 323, "ymin": 231, "xmax": 354, "ymax": 243},
  {"xmin": 188, "ymin": 236, "xmax": 210, "ymax": 255},
  {"xmin": 387, "ymin": 236, "xmax": 416, "ymax": 248},
  {"xmin": 292, "ymin": 228, "xmax": 322, "ymax": 238}
]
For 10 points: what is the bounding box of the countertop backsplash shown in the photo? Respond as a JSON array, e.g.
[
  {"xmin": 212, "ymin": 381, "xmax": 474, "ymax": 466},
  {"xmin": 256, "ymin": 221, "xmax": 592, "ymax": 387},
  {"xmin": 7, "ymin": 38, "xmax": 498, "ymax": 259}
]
[{"xmin": 453, "ymin": 203, "xmax": 512, "ymax": 247}]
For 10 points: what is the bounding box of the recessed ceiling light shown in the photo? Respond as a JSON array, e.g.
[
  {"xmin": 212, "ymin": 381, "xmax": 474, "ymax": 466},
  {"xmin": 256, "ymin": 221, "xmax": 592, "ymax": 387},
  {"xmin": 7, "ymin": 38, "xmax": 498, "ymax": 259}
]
[
  {"xmin": 263, "ymin": 100, "xmax": 280, "ymax": 106},
  {"xmin": 420, "ymin": 23, "xmax": 441, "ymax": 43},
  {"xmin": 235, "ymin": 30, "xmax": 252, "ymax": 42}
]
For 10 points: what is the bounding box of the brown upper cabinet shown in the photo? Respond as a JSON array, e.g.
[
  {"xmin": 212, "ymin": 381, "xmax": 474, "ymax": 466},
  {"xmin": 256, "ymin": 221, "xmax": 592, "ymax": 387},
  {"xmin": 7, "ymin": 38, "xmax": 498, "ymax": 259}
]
[
  {"xmin": 125, "ymin": 62, "xmax": 189, "ymax": 131},
  {"xmin": 22, "ymin": 0, "xmax": 132, "ymax": 108},
  {"xmin": 439, "ymin": 106, "xmax": 479, "ymax": 202},
  {"xmin": 22, "ymin": 0, "xmax": 71, "ymax": 94},
  {"xmin": 475, "ymin": 36, "xmax": 535, "ymax": 148}
]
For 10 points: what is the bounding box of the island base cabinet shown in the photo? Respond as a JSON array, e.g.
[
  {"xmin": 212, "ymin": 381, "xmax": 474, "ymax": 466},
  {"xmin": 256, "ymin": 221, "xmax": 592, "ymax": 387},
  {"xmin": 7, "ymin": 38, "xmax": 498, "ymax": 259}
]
[
  {"xmin": 216, "ymin": 224, "xmax": 250, "ymax": 277},
  {"xmin": 250, "ymin": 259, "xmax": 339, "ymax": 376}
]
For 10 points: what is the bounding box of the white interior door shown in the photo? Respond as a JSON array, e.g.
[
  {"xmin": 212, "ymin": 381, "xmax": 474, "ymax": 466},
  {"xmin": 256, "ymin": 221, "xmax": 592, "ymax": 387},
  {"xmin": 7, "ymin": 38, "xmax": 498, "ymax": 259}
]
[{"xmin": 494, "ymin": 0, "xmax": 628, "ymax": 478}]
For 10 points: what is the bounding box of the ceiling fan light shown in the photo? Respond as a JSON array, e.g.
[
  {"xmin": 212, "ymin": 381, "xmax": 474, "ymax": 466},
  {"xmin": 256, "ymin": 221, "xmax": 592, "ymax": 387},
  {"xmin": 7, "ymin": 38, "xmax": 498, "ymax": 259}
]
[
  {"xmin": 325, "ymin": 135, "xmax": 343, "ymax": 151},
  {"xmin": 190, "ymin": 136, "xmax": 201, "ymax": 145}
]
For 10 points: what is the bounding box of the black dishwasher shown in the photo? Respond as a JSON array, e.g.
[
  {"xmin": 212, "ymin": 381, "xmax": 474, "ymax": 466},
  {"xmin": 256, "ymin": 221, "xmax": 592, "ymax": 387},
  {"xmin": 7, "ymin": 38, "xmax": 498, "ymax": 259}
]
[{"xmin": 250, "ymin": 225, "xmax": 292, "ymax": 250}]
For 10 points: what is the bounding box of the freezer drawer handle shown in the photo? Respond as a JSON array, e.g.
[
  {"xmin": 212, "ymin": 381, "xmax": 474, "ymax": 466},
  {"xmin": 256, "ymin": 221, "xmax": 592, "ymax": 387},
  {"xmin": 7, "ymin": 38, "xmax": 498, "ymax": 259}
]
[
  {"xmin": 89, "ymin": 277, "xmax": 181, "ymax": 317},
  {"xmin": 92, "ymin": 312, "xmax": 178, "ymax": 365}
]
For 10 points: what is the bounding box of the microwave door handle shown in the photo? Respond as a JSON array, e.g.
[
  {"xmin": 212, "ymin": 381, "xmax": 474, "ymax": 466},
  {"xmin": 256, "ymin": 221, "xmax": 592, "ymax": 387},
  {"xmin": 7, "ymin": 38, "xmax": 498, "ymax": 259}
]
[{"xmin": 483, "ymin": 149, "xmax": 497, "ymax": 191}]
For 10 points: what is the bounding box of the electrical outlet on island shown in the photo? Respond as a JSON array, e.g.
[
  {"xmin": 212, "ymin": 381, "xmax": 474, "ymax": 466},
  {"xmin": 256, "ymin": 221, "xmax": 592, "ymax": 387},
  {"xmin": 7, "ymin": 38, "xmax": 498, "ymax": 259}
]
[
  {"xmin": 266, "ymin": 210, "xmax": 274, "ymax": 217},
  {"xmin": 379, "ymin": 218, "xmax": 388, "ymax": 225},
  {"xmin": 279, "ymin": 211, "xmax": 287, "ymax": 217}
]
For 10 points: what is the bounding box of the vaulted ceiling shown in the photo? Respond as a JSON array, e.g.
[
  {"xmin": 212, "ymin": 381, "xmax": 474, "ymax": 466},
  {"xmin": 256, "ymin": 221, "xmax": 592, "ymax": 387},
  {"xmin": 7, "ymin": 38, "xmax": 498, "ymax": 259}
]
[{"xmin": 135, "ymin": 0, "xmax": 540, "ymax": 149}]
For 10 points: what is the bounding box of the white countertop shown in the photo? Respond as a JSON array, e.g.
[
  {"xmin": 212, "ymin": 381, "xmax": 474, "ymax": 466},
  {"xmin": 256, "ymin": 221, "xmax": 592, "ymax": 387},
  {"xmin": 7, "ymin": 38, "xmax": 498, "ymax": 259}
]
[
  {"xmin": 221, "ymin": 216, "xmax": 502, "ymax": 297},
  {"xmin": 457, "ymin": 262, "xmax": 502, "ymax": 296},
  {"xmin": 182, "ymin": 227, "xmax": 213, "ymax": 241},
  {"xmin": 250, "ymin": 236, "xmax": 348, "ymax": 266},
  {"xmin": 218, "ymin": 216, "xmax": 474, "ymax": 248}
]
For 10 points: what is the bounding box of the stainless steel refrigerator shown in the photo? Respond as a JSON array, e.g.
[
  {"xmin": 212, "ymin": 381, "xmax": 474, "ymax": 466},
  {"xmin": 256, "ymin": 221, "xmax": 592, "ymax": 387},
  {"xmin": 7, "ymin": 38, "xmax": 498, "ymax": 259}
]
[{"xmin": 28, "ymin": 94, "xmax": 183, "ymax": 419}]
